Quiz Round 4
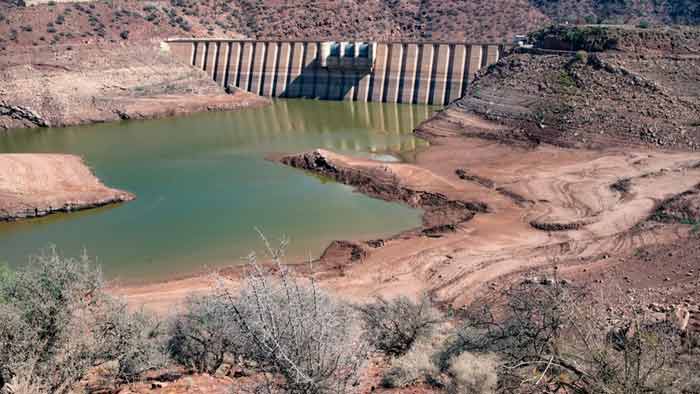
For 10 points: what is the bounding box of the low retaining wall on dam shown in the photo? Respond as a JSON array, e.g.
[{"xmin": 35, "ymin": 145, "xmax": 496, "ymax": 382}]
[{"xmin": 165, "ymin": 39, "xmax": 508, "ymax": 106}]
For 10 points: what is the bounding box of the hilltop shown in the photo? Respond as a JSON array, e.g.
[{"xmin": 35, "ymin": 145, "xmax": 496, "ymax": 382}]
[
  {"xmin": 0, "ymin": 0, "xmax": 699, "ymax": 54},
  {"xmin": 454, "ymin": 25, "xmax": 700, "ymax": 150}
]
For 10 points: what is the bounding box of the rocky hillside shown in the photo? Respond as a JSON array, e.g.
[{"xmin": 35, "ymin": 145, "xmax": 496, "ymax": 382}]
[
  {"xmin": 0, "ymin": 43, "xmax": 269, "ymax": 129},
  {"xmin": 532, "ymin": 0, "xmax": 700, "ymax": 25},
  {"xmin": 1, "ymin": 0, "xmax": 699, "ymax": 55},
  {"xmin": 453, "ymin": 25, "xmax": 700, "ymax": 150}
]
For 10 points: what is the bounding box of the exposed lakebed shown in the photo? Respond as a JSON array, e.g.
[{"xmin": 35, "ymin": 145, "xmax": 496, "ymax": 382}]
[{"xmin": 0, "ymin": 100, "xmax": 432, "ymax": 280}]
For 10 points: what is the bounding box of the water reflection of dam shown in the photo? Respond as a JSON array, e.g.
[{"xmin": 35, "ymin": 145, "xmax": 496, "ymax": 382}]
[
  {"xmin": 164, "ymin": 39, "xmax": 507, "ymax": 106},
  {"xmin": 222, "ymin": 100, "xmax": 430, "ymax": 157}
]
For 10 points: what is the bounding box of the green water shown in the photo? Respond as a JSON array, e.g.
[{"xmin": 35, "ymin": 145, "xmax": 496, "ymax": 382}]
[{"xmin": 0, "ymin": 100, "xmax": 432, "ymax": 281}]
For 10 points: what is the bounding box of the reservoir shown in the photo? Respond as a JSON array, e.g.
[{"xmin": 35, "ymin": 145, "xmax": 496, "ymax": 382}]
[{"xmin": 0, "ymin": 100, "xmax": 431, "ymax": 281}]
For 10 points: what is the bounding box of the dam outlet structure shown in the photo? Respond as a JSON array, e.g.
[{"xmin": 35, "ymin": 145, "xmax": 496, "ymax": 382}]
[{"xmin": 163, "ymin": 39, "xmax": 508, "ymax": 106}]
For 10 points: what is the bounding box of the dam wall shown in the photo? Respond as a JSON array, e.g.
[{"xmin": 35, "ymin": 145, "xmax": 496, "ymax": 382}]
[{"xmin": 165, "ymin": 39, "xmax": 508, "ymax": 106}]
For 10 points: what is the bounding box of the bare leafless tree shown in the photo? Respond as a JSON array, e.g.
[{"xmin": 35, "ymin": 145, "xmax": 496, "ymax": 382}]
[{"xmin": 217, "ymin": 234, "xmax": 368, "ymax": 394}]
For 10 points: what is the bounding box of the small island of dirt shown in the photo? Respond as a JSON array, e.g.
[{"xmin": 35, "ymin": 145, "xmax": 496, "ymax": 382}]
[{"xmin": 0, "ymin": 153, "xmax": 134, "ymax": 221}]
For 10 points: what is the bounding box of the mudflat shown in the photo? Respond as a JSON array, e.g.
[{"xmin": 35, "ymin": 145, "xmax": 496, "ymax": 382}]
[
  {"xmin": 114, "ymin": 109, "xmax": 700, "ymax": 315},
  {"xmin": 0, "ymin": 153, "xmax": 134, "ymax": 221}
]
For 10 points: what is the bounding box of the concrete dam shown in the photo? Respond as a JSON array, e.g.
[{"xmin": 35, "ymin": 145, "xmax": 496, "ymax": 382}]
[{"xmin": 164, "ymin": 39, "xmax": 508, "ymax": 106}]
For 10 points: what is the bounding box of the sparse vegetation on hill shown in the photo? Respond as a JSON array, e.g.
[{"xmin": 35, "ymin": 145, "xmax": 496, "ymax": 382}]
[
  {"xmin": 0, "ymin": 0, "xmax": 699, "ymax": 53},
  {"xmin": 456, "ymin": 25, "xmax": 700, "ymax": 150},
  {"xmin": 539, "ymin": 0, "xmax": 700, "ymax": 25}
]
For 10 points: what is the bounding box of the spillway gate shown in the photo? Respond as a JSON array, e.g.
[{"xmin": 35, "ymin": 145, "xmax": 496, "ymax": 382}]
[{"xmin": 164, "ymin": 39, "xmax": 508, "ymax": 106}]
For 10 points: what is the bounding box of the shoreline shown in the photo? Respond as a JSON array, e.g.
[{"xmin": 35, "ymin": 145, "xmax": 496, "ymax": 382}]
[
  {"xmin": 0, "ymin": 42, "xmax": 271, "ymax": 130},
  {"xmin": 0, "ymin": 154, "xmax": 135, "ymax": 222},
  {"xmin": 1, "ymin": 91, "xmax": 271, "ymax": 132},
  {"xmin": 114, "ymin": 108, "xmax": 700, "ymax": 314}
]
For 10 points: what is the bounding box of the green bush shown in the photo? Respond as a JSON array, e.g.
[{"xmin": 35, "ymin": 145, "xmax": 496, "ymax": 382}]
[
  {"xmin": 530, "ymin": 25, "xmax": 619, "ymax": 52},
  {"xmin": 557, "ymin": 71, "xmax": 577, "ymax": 89},
  {"xmin": 575, "ymin": 50, "xmax": 589, "ymax": 63}
]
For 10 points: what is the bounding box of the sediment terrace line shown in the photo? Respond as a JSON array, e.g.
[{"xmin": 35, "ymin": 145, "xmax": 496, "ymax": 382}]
[{"xmin": 163, "ymin": 39, "xmax": 510, "ymax": 105}]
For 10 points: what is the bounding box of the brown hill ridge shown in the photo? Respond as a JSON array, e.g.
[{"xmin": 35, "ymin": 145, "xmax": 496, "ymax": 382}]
[
  {"xmin": 454, "ymin": 25, "xmax": 700, "ymax": 151},
  {"xmin": 1, "ymin": 0, "xmax": 699, "ymax": 54}
]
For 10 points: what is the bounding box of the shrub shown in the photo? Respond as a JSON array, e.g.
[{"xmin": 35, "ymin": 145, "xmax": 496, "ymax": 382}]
[
  {"xmin": 575, "ymin": 50, "xmax": 589, "ymax": 64},
  {"xmin": 167, "ymin": 293, "xmax": 243, "ymax": 374},
  {"xmin": 557, "ymin": 71, "xmax": 577, "ymax": 89},
  {"xmin": 611, "ymin": 177, "xmax": 632, "ymax": 194},
  {"xmin": 380, "ymin": 336, "xmax": 442, "ymax": 388},
  {"xmin": 1, "ymin": 367, "xmax": 47, "ymax": 394},
  {"xmin": 179, "ymin": 20, "xmax": 192, "ymax": 31},
  {"xmin": 94, "ymin": 300, "xmax": 167, "ymax": 383},
  {"xmin": 0, "ymin": 247, "xmax": 164, "ymax": 394},
  {"xmin": 0, "ymin": 262, "xmax": 13, "ymax": 301},
  {"xmin": 119, "ymin": 30, "xmax": 129, "ymax": 39},
  {"xmin": 447, "ymin": 281, "xmax": 693, "ymax": 394},
  {"xmin": 217, "ymin": 236, "xmax": 368, "ymax": 394},
  {"xmin": 356, "ymin": 295, "xmax": 442, "ymax": 356},
  {"xmin": 448, "ymin": 352, "xmax": 499, "ymax": 394},
  {"xmin": 0, "ymin": 303, "xmax": 36, "ymax": 389},
  {"xmin": 530, "ymin": 25, "xmax": 618, "ymax": 52}
]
